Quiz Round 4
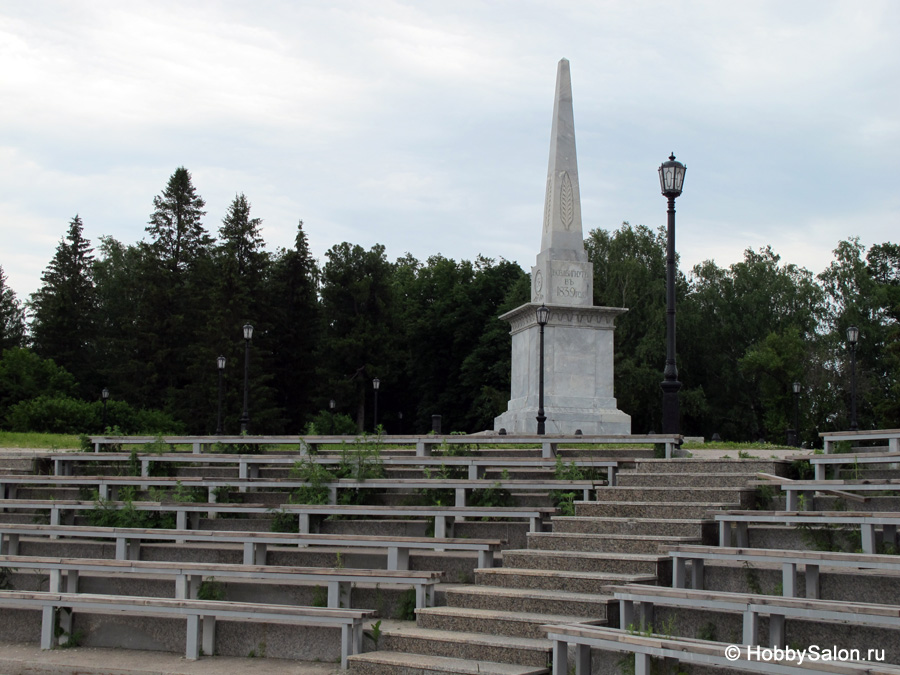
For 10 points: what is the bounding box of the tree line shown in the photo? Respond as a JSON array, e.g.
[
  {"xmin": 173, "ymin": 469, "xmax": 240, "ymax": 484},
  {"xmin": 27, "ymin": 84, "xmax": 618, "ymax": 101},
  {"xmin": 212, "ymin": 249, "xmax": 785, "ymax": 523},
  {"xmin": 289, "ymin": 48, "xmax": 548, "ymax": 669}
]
[{"xmin": 0, "ymin": 166, "xmax": 897, "ymax": 445}]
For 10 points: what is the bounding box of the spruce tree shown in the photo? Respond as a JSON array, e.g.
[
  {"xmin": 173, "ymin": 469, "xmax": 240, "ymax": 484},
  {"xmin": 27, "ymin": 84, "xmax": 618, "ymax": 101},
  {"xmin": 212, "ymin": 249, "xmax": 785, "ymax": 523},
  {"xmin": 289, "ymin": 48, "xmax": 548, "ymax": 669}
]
[
  {"xmin": 268, "ymin": 220, "xmax": 320, "ymax": 431},
  {"xmin": 0, "ymin": 265, "xmax": 26, "ymax": 351},
  {"xmin": 29, "ymin": 215, "xmax": 97, "ymax": 394},
  {"xmin": 146, "ymin": 167, "xmax": 210, "ymax": 273}
]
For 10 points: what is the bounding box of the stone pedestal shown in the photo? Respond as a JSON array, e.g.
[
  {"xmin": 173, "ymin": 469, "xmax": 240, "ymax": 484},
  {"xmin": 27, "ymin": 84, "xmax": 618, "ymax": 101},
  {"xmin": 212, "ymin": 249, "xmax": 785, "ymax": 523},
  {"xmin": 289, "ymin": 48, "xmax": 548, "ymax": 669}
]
[{"xmin": 493, "ymin": 303, "xmax": 632, "ymax": 435}]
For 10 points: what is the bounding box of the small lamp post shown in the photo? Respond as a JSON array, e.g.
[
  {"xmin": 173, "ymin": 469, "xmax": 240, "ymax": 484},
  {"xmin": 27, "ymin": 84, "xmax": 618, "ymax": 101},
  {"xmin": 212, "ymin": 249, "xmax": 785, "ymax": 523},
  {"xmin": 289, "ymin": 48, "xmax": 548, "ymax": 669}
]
[
  {"xmin": 101, "ymin": 387, "xmax": 110, "ymax": 430},
  {"xmin": 329, "ymin": 399, "xmax": 336, "ymax": 411},
  {"xmin": 536, "ymin": 303, "xmax": 550, "ymax": 435},
  {"xmin": 791, "ymin": 381, "xmax": 801, "ymax": 447},
  {"xmin": 372, "ymin": 378, "xmax": 381, "ymax": 431},
  {"xmin": 847, "ymin": 326, "xmax": 859, "ymax": 431},
  {"xmin": 240, "ymin": 324, "xmax": 253, "ymax": 434},
  {"xmin": 658, "ymin": 153, "xmax": 686, "ymax": 434},
  {"xmin": 216, "ymin": 356, "xmax": 226, "ymax": 435}
]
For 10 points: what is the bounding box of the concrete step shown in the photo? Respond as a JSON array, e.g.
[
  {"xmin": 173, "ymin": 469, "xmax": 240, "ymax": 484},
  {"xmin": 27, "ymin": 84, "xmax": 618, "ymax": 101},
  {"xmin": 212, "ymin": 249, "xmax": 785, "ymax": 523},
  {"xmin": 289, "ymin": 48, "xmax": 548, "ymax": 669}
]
[
  {"xmin": 415, "ymin": 605, "xmax": 597, "ymax": 640},
  {"xmin": 631, "ymin": 458, "xmax": 790, "ymax": 475},
  {"xmin": 615, "ymin": 472, "xmax": 754, "ymax": 488},
  {"xmin": 475, "ymin": 567, "xmax": 656, "ymax": 594},
  {"xmin": 349, "ymin": 650, "xmax": 549, "ymax": 674},
  {"xmin": 557, "ymin": 448, "xmax": 653, "ymax": 459},
  {"xmin": 377, "ymin": 626, "xmax": 551, "ymax": 667},
  {"xmin": 526, "ymin": 531, "xmax": 699, "ymax": 554},
  {"xmin": 550, "ymin": 515, "xmax": 712, "ymax": 538},
  {"xmin": 443, "ymin": 584, "xmax": 610, "ymax": 617},
  {"xmin": 574, "ymin": 500, "xmax": 739, "ymax": 519},
  {"xmin": 593, "ymin": 486, "xmax": 754, "ymax": 505},
  {"xmin": 502, "ymin": 549, "xmax": 671, "ymax": 580}
]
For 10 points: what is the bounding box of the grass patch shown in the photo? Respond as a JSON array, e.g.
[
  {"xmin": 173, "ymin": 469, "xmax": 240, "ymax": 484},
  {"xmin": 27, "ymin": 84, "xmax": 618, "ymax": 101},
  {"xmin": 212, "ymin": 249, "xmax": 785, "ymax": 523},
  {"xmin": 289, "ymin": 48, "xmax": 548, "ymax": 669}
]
[{"xmin": 0, "ymin": 432, "xmax": 81, "ymax": 449}]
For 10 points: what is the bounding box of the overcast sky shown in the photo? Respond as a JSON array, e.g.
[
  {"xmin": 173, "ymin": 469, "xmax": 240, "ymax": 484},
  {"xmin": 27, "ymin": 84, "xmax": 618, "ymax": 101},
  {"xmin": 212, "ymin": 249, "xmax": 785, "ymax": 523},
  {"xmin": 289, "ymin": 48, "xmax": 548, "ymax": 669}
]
[{"xmin": 2, "ymin": 1, "xmax": 898, "ymax": 300}]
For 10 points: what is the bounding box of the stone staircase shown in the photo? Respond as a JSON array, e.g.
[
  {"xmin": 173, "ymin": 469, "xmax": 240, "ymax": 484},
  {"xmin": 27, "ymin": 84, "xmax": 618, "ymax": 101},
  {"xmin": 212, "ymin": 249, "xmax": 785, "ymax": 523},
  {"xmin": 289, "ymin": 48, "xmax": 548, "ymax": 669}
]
[{"xmin": 348, "ymin": 456, "xmax": 785, "ymax": 675}]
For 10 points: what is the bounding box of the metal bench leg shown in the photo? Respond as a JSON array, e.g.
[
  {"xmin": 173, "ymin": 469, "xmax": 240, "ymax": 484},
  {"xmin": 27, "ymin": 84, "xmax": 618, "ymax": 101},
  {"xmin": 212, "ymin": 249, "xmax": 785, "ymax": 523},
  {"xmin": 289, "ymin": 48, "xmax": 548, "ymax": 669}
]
[
  {"xmin": 635, "ymin": 653, "xmax": 651, "ymax": 675},
  {"xmin": 862, "ymin": 524, "xmax": 876, "ymax": 554},
  {"xmin": 477, "ymin": 550, "xmax": 494, "ymax": 569},
  {"xmin": 3, "ymin": 533, "xmax": 19, "ymax": 556},
  {"xmin": 387, "ymin": 546, "xmax": 409, "ymax": 571},
  {"xmin": 805, "ymin": 564, "xmax": 820, "ymax": 599},
  {"xmin": 769, "ymin": 613, "xmax": 785, "ymax": 648},
  {"xmin": 185, "ymin": 614, "xmax": 201, "ymax": 659},
  {"xmin": 340, "ymin": 624, "xmax": 351, "ymax": 669},
  {"xmin": 574, "ymin": 643, "xmax": 591, "ymax": 675},
  {"xmin": 736, "ymin": 523, "xmax": 749, "ymax": 548},
  {"xmin": 673, "ymin": 557, "xmax": 686, "ymax": 588},
  {"xmin": 542, "ymin": 442, "xmax": 554, "ymax": 459},
  {"xmin": 115, "ymin": 538, "xmax": 127, "ymax": 560},
  {"xmin": 434, "ymin": 516, "xmax": 449, "ymax": 538},
  {"xmin": 415, "ymin": 583, "xmax": 427, "ymax": 609},
  {"xmin": 620, "ymin": 599, "xmax": 634, "ymax": 630},
  {"xmin": 202, "ymin": 616, "xmax": 215, "ymax": 657},
  {"xmin": 742, "ymin": 609, "xmax": 758, "ymax": 645},
  {"xmin": 49, "ymin": 570, "xmax": 62, "ymax": 592},
  {"xmin": 58, "ymin": 608, "xmax": 73, "ymax": 645},
  {"xmin": 66, "ymin": 570, "xmax": 79, "ymax": 593},
  {"xmin": 786, "ymin": 489, "xmax": 798, "ymax": 511},
  {"xmin": 719, "ymin": 523, "xmax": 730, "ymax": 547},
  {"xmin": 551, "ymin": 639, "xmax": 568, "ymax": 675},
  {"xmin": 690, "ymin": 559, "xmax": 704, "ymax": 590},
  {"xmin": 298, "ymin": 514, "xmax": 311, "ymax": 534},
  {"xmin": 782, "ymin": 562, "xmax": 797, "ymax": 597},
  {"xmin": 40, "ymin": 606, "xmax": 56, "ymax": 649}
]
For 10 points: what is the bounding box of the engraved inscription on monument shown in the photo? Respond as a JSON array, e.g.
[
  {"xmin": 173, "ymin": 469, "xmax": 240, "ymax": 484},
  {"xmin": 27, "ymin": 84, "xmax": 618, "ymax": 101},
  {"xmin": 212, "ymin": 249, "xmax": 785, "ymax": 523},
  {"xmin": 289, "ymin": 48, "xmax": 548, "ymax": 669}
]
[{"xmin": 550, "ymin": 260, "xmax": 591, "ymax": 302}]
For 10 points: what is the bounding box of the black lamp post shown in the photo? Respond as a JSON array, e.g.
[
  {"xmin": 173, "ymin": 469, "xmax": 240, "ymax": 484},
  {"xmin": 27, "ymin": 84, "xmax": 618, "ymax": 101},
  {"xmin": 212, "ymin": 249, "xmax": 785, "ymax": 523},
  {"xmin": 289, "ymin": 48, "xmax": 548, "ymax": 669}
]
[
  {"xmin": 847, "ymin": 325, "xmax": 859, "ymax": 431},
  {"xmin": 658, "ymin": 153, "xmax": 687, "ymax": 434},
  {"xmin": 372, "ymin": 378, "xmax": 380, "ymax": 431},
  {"xmin": 101, "ymin": 387, "xmax": 110, "ymax": 430},
  {"xmin": 792, "ymin": 381, "xmax": 801, "ymax": 448},
  {"xmin": 536, "ymin": 303, "xmax": 550, "ymax": 435},
  {"xmin": 240, "ymin": 324, "xmax": 253, "ymax": 434},
  {"xmin": 216, "ymin": 356, "xmax": 226, "ymax": 435}
]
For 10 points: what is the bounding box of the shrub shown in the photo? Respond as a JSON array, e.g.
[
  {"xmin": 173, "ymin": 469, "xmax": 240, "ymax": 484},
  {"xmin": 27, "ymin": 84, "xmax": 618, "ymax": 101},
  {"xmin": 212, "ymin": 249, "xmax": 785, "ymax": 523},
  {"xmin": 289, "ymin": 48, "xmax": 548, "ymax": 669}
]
[
  {"xmin": 303, "ymin": 410, "xmax": 359, "ymax": 435},
  {"xmin": 4, "ymin": 395, "xmax": 183, "ymax": 435}
]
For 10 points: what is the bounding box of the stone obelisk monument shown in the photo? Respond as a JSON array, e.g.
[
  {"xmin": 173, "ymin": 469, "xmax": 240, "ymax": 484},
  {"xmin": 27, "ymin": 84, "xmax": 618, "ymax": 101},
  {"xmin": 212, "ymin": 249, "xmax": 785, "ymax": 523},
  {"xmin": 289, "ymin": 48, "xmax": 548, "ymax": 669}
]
[{"xmin": 494, "ymin": 59, "xmax": 631, "ymax": 435}]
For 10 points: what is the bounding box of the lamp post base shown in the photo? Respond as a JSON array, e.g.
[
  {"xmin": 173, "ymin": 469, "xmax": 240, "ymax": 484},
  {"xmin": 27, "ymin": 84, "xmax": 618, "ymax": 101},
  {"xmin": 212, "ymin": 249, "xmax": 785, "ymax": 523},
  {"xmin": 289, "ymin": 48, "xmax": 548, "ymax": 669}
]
[{"xmin": 661, "ymin": 380, "xmax": 682, "ymax": 435}]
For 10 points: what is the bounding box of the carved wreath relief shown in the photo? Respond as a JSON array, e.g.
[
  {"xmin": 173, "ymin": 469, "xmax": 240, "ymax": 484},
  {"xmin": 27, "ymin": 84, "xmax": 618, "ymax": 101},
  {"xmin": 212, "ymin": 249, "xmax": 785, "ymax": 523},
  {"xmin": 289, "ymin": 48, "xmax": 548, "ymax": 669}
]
[
  {"xmin": 544, "ymin": 176, "xmax": 552, "ymax": 232},
  {"xmin": 533, "ymin": 269, "xmax": 544, "ymax": 301},
  {"xmin": 560, "ymin": 171, "xmax": 574, "ymax": 231}
]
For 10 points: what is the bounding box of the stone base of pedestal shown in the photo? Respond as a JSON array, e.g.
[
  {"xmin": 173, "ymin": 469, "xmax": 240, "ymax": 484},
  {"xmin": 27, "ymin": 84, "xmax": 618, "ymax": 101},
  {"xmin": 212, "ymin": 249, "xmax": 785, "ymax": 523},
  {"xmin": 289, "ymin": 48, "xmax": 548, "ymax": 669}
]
[
  {"xmin": 493, "ymin": 405, "xmax": 631, "ymax": 435},
  {"xmin": 492, "ymin": 302, "xmax": 632, "ymax": 436}
]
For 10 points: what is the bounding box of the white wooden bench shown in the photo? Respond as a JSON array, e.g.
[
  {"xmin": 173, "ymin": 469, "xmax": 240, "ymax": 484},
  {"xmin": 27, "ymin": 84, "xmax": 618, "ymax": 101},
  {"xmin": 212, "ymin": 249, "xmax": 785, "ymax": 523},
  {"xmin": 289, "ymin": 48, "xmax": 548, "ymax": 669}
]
[
  {"xmin": 668, "ymin": 544, "xmax": 900, "ymax": 599},
  {"xmin": 0, "ymin": 474, "xmax": 598, "ymax": 505},
  {"xmin": 50, "ymin": 452, "xmax": 620, "ymax": 484},
  {"xmin": 0, "ymin": 522, "xmax": 502, "ymax": 570},
  {"xmin": 88, "ymin": 433, "xmax": 681, "ymax": 459},
  {"xmin": 0, "ymin": 496, "xmax": 550, "ymax": 537},
  {"xmin": 542, "ymin": 623, "xmax": 900, "ymax": 675},
  {"xmin": 787, "ymin": 451, "xmax": 900, "ymax": 481},
  {"xmin": 0, "ymin": 554, "xmax": 442, "ymax": 609},
  {"xmin": 821, "ymin": 429, "xmax": 900, "ymax": 454},
  {"xmin": 715, "ymin": 510, "xmax": 900, "ymax": 554},
  {"xmin": 611, "ymin": 583, "xmax": 900, "ymax": 649},
  {"xmin": 776, "ymin": 478, "xmax": 900, "ymax": 511},
  {"xmin": 0, "ymin": 589, "xmax": 371, "ymax": 667}
]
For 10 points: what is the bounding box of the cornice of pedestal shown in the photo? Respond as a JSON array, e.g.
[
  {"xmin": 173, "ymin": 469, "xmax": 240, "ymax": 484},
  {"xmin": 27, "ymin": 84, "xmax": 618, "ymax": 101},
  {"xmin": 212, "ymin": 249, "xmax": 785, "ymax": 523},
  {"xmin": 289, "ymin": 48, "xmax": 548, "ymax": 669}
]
[{"xmin": 499, "ymin": 301, "xmax": 627, "ymax": 334}]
